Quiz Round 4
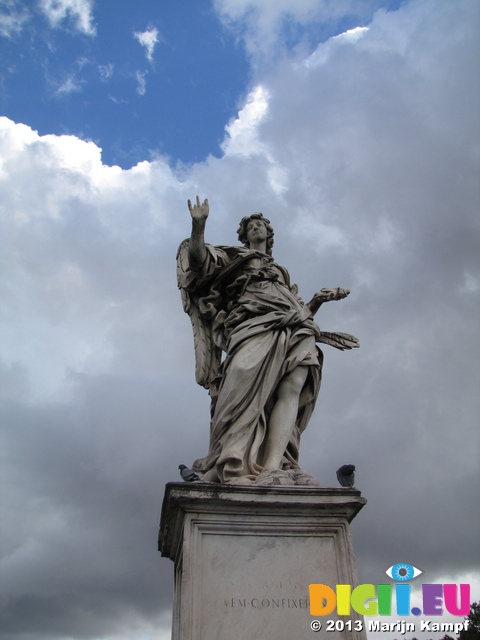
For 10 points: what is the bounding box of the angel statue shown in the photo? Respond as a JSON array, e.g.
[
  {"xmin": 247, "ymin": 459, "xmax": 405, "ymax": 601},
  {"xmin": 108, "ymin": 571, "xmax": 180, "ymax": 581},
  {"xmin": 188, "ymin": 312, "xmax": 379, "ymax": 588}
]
[{"xmin": 177, "ymin": 196, "xmax": 359, "ymax": 486}]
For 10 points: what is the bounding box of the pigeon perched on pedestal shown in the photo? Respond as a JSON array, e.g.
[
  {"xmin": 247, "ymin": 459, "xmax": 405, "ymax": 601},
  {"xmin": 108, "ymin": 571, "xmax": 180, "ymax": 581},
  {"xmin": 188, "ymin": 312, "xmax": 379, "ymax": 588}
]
[
  {"xmin": 179, "ymin": 464, "xmax": 201, "ymax": 482},
  {"xmin": 336, "ymin": 464, "xmax": 356, "ymax": 488}
]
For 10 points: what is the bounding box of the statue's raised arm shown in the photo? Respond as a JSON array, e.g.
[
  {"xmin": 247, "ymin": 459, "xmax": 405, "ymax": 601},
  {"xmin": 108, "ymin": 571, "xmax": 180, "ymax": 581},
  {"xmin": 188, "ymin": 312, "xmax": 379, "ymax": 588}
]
[
  {"xmin": 177, "ymin": 198, "xmax": 359, "ymax": 486},
  {"xmin": 176, "ymin": 197, "xmax": 222, "ymax": 389},
  {"xmin": 187, "ymin": 196, "xmax": 209, "ymax": 271}
]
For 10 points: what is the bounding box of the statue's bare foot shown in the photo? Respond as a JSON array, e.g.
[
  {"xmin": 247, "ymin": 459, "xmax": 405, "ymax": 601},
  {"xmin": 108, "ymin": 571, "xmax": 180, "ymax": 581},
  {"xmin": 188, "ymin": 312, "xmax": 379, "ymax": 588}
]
[
  {"xmin": 255, "ymin": 469, "xmax": 293, "ymax": 486},
  {"xmin": 254, "ymin": 468, "xmax": 322, "ymax": 487},
  {"xmin": 227, "ymin": 476, "xmax": 256, "ymax": 485},
  {"xmin": 289, "ymin": 469, "xmax": 322, "ymax": 486}
]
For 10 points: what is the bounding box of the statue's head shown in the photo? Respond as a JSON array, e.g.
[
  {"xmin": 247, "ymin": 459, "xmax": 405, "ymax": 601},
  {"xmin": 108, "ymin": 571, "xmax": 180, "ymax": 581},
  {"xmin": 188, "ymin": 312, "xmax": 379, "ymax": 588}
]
[{"xmin": 237, "ymin": 212, "xmax": 274, "ymax": 255}]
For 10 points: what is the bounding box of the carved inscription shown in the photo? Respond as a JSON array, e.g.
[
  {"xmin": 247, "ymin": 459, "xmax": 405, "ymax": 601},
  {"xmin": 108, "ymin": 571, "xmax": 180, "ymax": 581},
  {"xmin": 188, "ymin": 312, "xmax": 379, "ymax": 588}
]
[{"xmin": 224, "ymin": 597, "xmax": 310, "ymax": 610}]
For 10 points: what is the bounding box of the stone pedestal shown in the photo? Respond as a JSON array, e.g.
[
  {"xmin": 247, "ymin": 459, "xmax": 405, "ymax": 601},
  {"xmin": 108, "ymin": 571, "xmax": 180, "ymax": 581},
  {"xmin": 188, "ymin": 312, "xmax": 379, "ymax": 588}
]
[{"xmin": 158, "ymin": 482, "xmax": 367, "ymax": 640}]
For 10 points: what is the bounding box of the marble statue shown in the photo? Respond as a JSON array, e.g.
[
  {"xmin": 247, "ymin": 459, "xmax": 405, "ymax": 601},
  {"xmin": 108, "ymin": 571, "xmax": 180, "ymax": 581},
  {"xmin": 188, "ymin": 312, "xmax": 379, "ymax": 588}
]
[{"xmin": 177, "ymin": 197, "xmax": 359, "ymax": 485}]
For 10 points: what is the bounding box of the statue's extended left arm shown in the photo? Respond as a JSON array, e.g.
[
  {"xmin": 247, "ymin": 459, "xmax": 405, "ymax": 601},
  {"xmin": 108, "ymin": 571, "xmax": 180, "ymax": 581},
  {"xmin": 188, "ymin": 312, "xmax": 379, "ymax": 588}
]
[{"xmin": 307, "ymin": 287, "xmax": 350, "ymax": 316}]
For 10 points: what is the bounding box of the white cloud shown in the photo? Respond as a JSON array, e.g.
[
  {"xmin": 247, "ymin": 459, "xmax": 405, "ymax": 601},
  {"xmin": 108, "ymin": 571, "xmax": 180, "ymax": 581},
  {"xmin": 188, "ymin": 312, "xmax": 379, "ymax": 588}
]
[
  {"xmin": 214, "ymin": 0, "xmax": 380, "ymax": 57},
  {"xmin": 39, "ymin": 0, "xmax": 96, "ymax": 36},
  {"xmin": 0, "ymin": 115, "xmax": 179, "ymax": 399},
  {"xmin": 220, "ymin": 86, "xmax": 292, "ymax": 195},
  {"xmin": 304, "ymin": 25, "xmax": 369, "ymax": 68},
  {"xmin": 98, "ymin": 63, "xmax": 114, "ymax": 80},
  {"xmin": 221, "ymin": 85, "xmax": 270, "ymax": 157},
  {"xmin": 55, "ymin": 73, "xmax": 83, "ymax": 95},
  {"xmin": 134, "ymin": 26, "xmax": 160, "ymax": 63},
  {"xmin": 0, "ymin": 0, "xmax": 29, "ymax": 37},
  {"xmin": 214, "ymin": 0, "xmax": 321, "ymax": 33},
  {"xmin": 135, "ymin": 70, "xmax": 147, "ymax": 96},
  {"xmin": 334, "ymin": 25, "xmax": 369, "ymax": 41}
]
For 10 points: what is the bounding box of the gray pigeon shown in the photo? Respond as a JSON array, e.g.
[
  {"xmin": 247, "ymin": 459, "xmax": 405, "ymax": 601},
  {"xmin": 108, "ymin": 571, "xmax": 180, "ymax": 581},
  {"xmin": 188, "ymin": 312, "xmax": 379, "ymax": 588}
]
[
  {"xmin": 179, "ymin": 464, "xmax": 201, "ymax": 482},
  {"xmin": 336, "ymin": 464, "xmax": 356, "ymax": 487}
]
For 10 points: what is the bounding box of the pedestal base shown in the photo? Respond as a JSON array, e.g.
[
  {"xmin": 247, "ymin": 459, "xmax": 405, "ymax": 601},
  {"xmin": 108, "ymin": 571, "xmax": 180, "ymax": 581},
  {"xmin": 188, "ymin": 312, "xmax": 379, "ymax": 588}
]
[{"xmin": 159, "ymin": 482, "xmax": 367, "ymax": 640}]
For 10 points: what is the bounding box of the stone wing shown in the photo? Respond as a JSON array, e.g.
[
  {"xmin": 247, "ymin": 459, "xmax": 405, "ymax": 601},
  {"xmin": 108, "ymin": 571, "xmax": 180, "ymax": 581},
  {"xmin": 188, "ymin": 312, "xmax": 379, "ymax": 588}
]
[
  {"xmin": 317, "ymin": 331, "xmax": 360, "ymax": 351},
  {"xmin": 176, "ymin": 239, "xmax": 222, "ymax": 389}
]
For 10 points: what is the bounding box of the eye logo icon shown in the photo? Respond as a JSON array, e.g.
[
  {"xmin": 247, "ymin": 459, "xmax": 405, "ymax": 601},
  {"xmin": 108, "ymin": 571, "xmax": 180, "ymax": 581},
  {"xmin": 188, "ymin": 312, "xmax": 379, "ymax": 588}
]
[{"xmin": 385, "ymin": 563, "xmax": 423, "ymax": 582}]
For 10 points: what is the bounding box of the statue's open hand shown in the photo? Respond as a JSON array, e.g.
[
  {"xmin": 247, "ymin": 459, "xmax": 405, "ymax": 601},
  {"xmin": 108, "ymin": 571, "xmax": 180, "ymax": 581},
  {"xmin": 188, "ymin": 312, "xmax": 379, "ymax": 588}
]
[
  {"xmin": 307, "ymin": 288, "xmax": 350, "ymax": 315},
  {"xmin": 322, "ymin": 287, "xmax": 350, "ymax": 301},
  {"xmin": 188, "ymin": 196, "xmax": 209, "ymax": 221}
]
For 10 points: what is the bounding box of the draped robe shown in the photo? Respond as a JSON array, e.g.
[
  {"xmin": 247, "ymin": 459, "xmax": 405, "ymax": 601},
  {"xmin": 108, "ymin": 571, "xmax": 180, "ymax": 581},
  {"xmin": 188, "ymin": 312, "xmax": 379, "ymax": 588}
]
[{"xmin": 179, "ymin": 244, "xmax": 323, "ymax": 483}]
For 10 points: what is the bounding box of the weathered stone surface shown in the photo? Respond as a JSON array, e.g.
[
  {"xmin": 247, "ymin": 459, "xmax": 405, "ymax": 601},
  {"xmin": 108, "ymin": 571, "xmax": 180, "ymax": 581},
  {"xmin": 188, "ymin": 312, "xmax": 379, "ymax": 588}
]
[
  {"xmin": 178, "ymin": 197, "xmax": 359, "ymax": 484},
  {"xmin": 159, "ymin": 482, "xmax": 367, "ymax": 640}
]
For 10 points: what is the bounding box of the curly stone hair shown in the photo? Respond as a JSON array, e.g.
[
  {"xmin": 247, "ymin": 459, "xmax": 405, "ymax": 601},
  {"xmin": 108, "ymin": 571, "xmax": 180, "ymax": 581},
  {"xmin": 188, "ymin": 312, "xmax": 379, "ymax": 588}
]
[{"xmin": 237, "ymin": 212, "xmax": 274, "ymax": 256}]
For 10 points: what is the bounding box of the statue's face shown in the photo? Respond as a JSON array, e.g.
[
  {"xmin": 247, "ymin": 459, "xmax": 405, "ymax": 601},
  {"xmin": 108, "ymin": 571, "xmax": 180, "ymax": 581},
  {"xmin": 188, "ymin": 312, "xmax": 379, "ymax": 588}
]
[{"xmin": 245, "ymin": 218, "xmax": 267, "ymax": 245}]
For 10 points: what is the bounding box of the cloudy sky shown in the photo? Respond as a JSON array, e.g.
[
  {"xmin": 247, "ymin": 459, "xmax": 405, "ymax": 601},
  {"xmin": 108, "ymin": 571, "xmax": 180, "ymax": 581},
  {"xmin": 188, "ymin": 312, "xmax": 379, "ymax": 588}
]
[{"xmin": 1, "ymin": 1, "xmax": 479, "ymax": 639}]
